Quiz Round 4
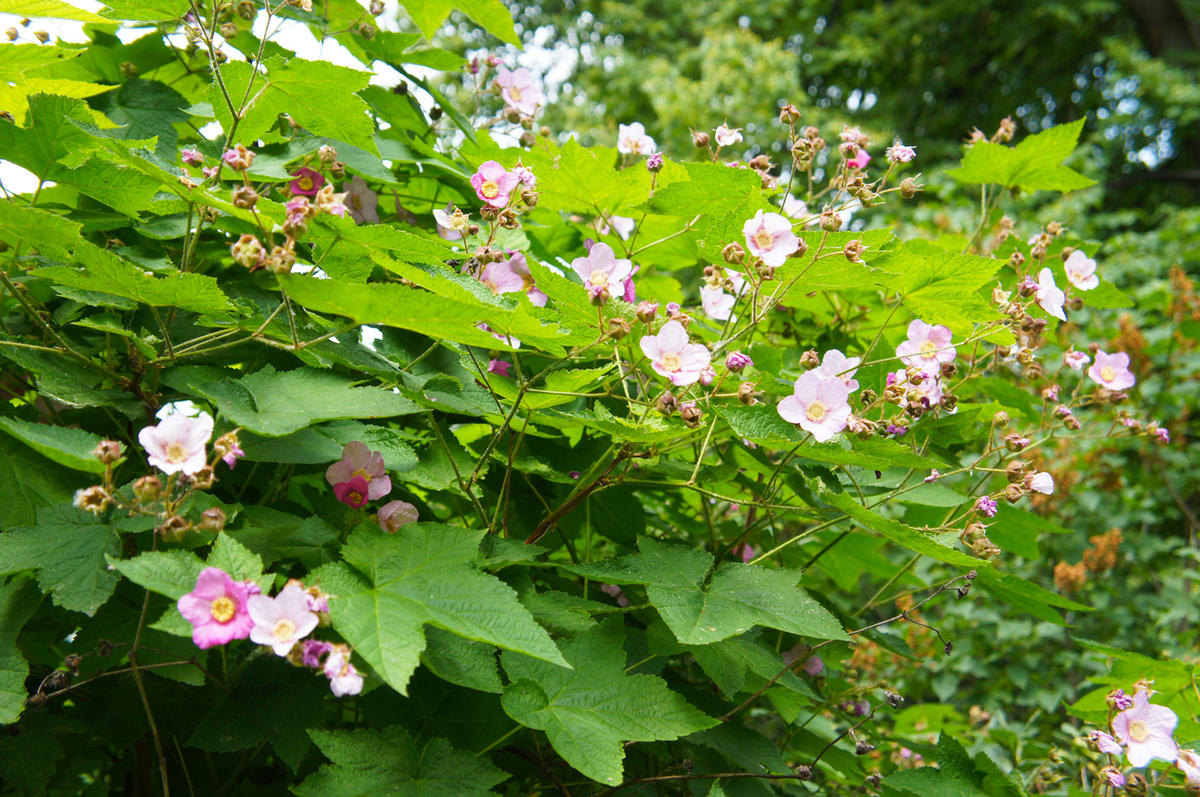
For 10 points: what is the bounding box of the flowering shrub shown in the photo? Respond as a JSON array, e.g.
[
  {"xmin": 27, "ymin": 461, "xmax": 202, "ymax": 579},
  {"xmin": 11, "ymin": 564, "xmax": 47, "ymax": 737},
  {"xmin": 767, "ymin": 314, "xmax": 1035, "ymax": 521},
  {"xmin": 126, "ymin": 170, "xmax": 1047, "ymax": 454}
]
[{"xmin": 0, "ymin": 1, "xmax": 1193, "ymax": 794}]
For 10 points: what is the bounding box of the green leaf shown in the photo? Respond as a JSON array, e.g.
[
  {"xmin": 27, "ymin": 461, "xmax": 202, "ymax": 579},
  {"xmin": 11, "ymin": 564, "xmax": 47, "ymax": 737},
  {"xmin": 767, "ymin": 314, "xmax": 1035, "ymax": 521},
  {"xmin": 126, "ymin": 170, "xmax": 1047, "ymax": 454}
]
[
  {"xmin": 501, "ymin": 617, "xmax": 717, "ymax": 785},
  {"xmin": 207, "ymin": 533, "xmax": 264, "ymax": 582},
  {"xmin": 0, "ymin": 436, "xmax": 80, "ymax": 527},
  {"xmin": 420, "ymin": 626, "xmax": 503, "ymax": 693},
  {"xmin": 885, "ymin": 733, "xmax": 1028, "ymax": 797},
  {"xmin": 823, "ymin": 491, "xmax": 988, "ymax": 568},
  {"xmin": 315, "ymin": 523, "xmax": 567, "ymax": 694},
  {"xmin": 565, "ymin": 537, "xmax": 847, "ymax": 645},
  {"xmin": 164, "ymin": 364, "xmax": 421, "ymax": 437},
  {"xmin": 0, "ymin": 201, "xmax": 81, "ymax": 259},
  {"xmin": 875, "ymin": 241, "xmax": 1005, "ymax": 333},
  {"xmin": 535, "ymin": 137, "xmax": 648, "ymax": 214},
  {"xmin": 100, "ymin": 0, "xmax": 188, "ymax": 21},
  {"xmin": 0, "ymin": 577, "xmax": 42, "ymax": 725},
  {"xmin": 0, "ymin": 415, "xmax": 107, "ymax": 473},
  {"xmin": 0, "ymin": 0, "xmax": 107, "ymax": 20},
  {"xmin": 946, "ymin": 120, "xmax": 1095, "ymax": 193},
  {"xmin": 0, "ymin": 505, "xmax": 120, "ymax": 615},
  {"xmin": 105, "ymin": 550, "xmax": 205, "ymax": 600},
  {"xmin": 398, "ymin": 0, "xmax": 519, "ymax": 45},
  {"xmin": 295, "ymin": 726, "xmax": 509, "ymax": 797},
  {"xmin": 96, "ymin": 78, "xmax": 189, "ymax": 158},
  {"xmin": 0, "ymin": 94, "xmax": 101, "ymax": 180},
  {"xmin": 243, "ymin": 420, "xmax": 418, "ymax": 470}
]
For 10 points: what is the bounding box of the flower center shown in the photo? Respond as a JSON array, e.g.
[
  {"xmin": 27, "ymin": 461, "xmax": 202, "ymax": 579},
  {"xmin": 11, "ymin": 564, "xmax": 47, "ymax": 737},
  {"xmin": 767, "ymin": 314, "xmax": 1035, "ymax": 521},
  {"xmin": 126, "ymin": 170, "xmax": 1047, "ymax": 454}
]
[
  {"xmin": 753, "ymin": 229, "xmax": 774, "ymax": 250},
  {"xmin": 660, "ymin": 352, "xmax": 681, "ymax": 372},
  {"xmin": 481, "ymin": 180, "xmax": 499, "ymax": 199},
  {"xmin": 588, "ymin": 271, "xmax": 611, "ymax": 288},
  {"xmin": 806, "ymin": 401, "xmax": 827, "ymax": 423},
  {"xmin": 920, "ymin": 340, "xmax": 938, "ymax": 359},
  {"xmin": 1100, "ymin": 366, "xmax": 1115, "ymax": 382},
  {"xmin": 346, "ymin": 489, "xmax": 364, "ymax": 506},
  {"xmin": 1128, "ymin": 720, "xmax": 1149, "ymax": 743},
  {"xmin": 352, "ymin": 468, "xmax": 371, "ymax": 482},
  {"xmin": 165, "ymin": 442, "xmax": 188, "ymax": 463},
  {"xmin": 509, "ymin": 85, "xmax": 522, "ymax": 101},
  {"xmin": 298, "ymin": 176, "xmax": 313, "ymax": 191},
  {"xmin": 210, "ymin": 596, "xmax": 236, "ymax": 624},
  {"xmin": 272, "ymin": 618, "xmax": 297, "ymax": 642}
]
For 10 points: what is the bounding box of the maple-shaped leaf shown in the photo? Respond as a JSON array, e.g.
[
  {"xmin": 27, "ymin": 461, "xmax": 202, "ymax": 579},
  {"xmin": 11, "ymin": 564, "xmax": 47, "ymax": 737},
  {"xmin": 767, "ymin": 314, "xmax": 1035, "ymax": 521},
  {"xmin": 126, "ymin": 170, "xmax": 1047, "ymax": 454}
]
[{"xmin": 947, "ymin": 119, "xmax": 1096, "ymax": 193}]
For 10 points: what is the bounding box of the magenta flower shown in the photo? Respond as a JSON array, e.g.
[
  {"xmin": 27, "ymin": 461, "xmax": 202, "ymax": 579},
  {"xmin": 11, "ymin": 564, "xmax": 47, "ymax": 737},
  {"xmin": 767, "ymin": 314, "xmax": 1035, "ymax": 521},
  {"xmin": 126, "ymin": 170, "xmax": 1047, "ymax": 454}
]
[
  {"xmin": 886, "ymin": 142, "xmax": 916, "ymax": 163},
  {"xmin": 714, "ymin": 124, "xmax": 743, "ymax": 147},
  {"xmin": 325, "ymin": 441, "xmax": 391, "ymax": 501},
  {"xmin": 1035, "ymin": 267, "xmax": 1067, "ymax": 321},
  {"xmin": 290, "ymin": 167, "xmax": 325, "ymax": 197},
  {"xmin": 1088, "ymin": 350, "xmax": 1136, "ymax": 391},
  {"xmin": 1064, "ymin": 250, "xmax": 1099, "ymax": 290},
  {"xmin": 495, "ymin": 66, "xmax": 544, "ymax": 116},
  {"xmin": 470, "ymin": 160, "xmax": 519, "ymax": 208},
  {"xmin": 221, "ymin": 441, "xmax": 245, "ymax": 469},
  {"xmin": 896, "ymin": 319, "xmax": 956, "ymax": 368},
  {"xmin": 343, "ymin": 175, "xmax": 378, "ymax": 224},
  {"xmin": 177, "ymin": 568, "xmax": 254, "ymax": 649},
  {"xmin": 1101, "ymin": 767, "xmax": 1125, "ymax": 788},
  {"xmin": 740, "ymin": 544, "xmax": 756, "ymax": 563},
  {"xmin": 639, "ymin": 320, "xmax": 712, "ymax": 386},
  {"xmin": 333, "ymin": 475, "xmax": 371, "ymax": 508},
  {"xmin": 848, "ymin": 147, "xmax": 871, "ymax": 169},
  {"xmin": 571, "ymin": 242, "xmax": 633, "ymax": 301},
  {"xmin": 1063, "ymin": 349, "xmax": 1090, "ymax": 371},
  {"xmin": 479, "ymin": 258, "xmax": 526, "ymax": 296},
  {"xmin": 181, "ymin": 148, "xmax": 203, "ymax": 167},
  {"xmin": 487, "ymin": 359, "xmax": 512, "ymax": 377},
  {"xmin": 138, "ymin": 413, "xmax": 214, "ymax": 476},
  {"xmin": 725, "ymin": 351, "xmax": 753, "ymax": 372},
  {"xmin": 742, "ymin": 210, "xmax": 799, "ymax": 267},
  {"xmin": 816, "ymin": 349, "xmax": 862, "ymax": 392},
  {"xmin": 513, "ymin": 164, "xmax": 537, "ymax": 187},
  {"xmin": 777, "ymin": 371, "xmax": 852, "ymax": 442},
  {"xmin": 324, "ymin": 646, "xmax": 364, "ymax": 697},
  {"xmin": 617, "ymin": 122, "xmax": 656, "ymax": 155},
  {"xmin": 974, "ymin": 496, "xmax": 998, "ymax": 517},
  {"xmin": 300, "ymin": 639, "xmax": 333, "ymax": 668},
  {"xmin": 1111, "ymin": 689, "xmax": 1178, "ymax": 767},
  {"xmin": 1089, "ymin": 730, "xmax": 1125, "ymax": 756},
  {"xmin": 378, "ymin": 499, "xmax": 418, "ymax": 533},
  {"xmin": 247, "ymin": 583, "xmax": 320, "ymax": 656}
]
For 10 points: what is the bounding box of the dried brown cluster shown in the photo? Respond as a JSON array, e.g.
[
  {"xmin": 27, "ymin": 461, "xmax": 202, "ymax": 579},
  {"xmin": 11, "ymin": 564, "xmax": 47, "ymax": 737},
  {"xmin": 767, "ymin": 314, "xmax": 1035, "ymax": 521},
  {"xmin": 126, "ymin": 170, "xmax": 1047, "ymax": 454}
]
[
  {"xmin": 1053, "ymin": 561, "xmax": 1087, "ymax": 593},
  {"xmin": 1054, "ymin": 527, "xmax": 1123, "ymax": 593}
]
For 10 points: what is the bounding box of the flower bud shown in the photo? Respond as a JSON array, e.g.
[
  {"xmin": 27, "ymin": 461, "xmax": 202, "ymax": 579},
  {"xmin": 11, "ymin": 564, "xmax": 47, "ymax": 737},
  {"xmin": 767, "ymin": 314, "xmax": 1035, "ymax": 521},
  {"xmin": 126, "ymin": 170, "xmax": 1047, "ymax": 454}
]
[
  {"xmin": 222, "ymin": 143, "xmax": 254, "ymax": 171},
  {"xmin": 34, "ymin": 30, "xmax": 49, "ymax": 43},
  {"xmin": 819, "ymin": 209, "xmax": 842, "ymax": 231},
  {"xmin": 267, "ymin": 245, "xmax": 296, "ymax": 275},
  {"xmin": 725, "ymin": 351, "xmax": 753, "ymax": 372},
  {"xmin": 737, "ymin": 381, "xmax": 757, "ymax": 405},
  {"xmin": 232, "ymin": 185, "xmax": 258, "ymax": 209},
  {"xmin": 230, "ymin": 234, "xmax": 266, "ymax": 270},
  {"xmin": 1003, "ymin": 433, "xmax": 1030, "ymax": 451},
  {"xmin": 160, "ymin": 515, "xmax": 190, "ymax": 542},
  {"xmin": 779, "ymin": 103, "xmax": 802, "ymax": 124},
  {"xmin": 357, "ymin": 21, "xmax": 376, "ymax": 39},
  {"xmin": 368, "ymin": 0, "xmax": 383, "ymax": 13},
  {"xmin": 722, "ymin": 242, "xmax": 745, "ymax": 265},
  {"xmin": 93, "ymin": 440, "xmax": 123, "ymax": 464},
  {"xmin": 856, "ymin": 740, "xmax": 876, "ymax": 755},
  {"xmin": 971, "ymin": 536, "xmax": 1001, "ymax": 558},
  {"xmin": 317, "ymin": 144, "xmax": 337, "ymax": 164},
  {"xmin": 235, "ymin": 0, "xmax": 254, "ymax": 18},
  {"xmin": 73, "ymin": 486, "xmax": 113, "ymax": 515},
  {"xmin": 197, "ymin": 507, "xmax": 227, "ymax": 532},
  {"xmin": 790, "ymin": 236, "xmax": 809, "ymax": 259},
  {"xmin": 692, "ymin": 130, "xmax": 710, "ymax": 148},
  {"xmin": 646, "ymin": 152, "xmax": 664, "ymax": 173},
  {"xmin": 839, "ymin": 141, "xmax": 858, "ymax": 159},
  {"xmin": 635, "ymin": 300, "xmax": 659, "ymax": 323},
  {"xmin": 133, "ymin": 475, "xmax": 161, "ymax": 503},
  {"xmin": 899, "ymin": 177, "xmax": 920, "ymax": 198},
  {"xmin": 1005, "ymin": 460, "xmax": 1027, "ymax": 482},
  {"xmin": 680, "ymin": 402, "xmax": 703, "ymax": 428},
  {"xmin": 843, "ymin": 239, "xmax": 865, "ymax": 263},
  {"xmin": 1004, "ymin": 483, "xmax": 1025, "ymax": 503},
  {"xmin": 606, "ymin": 318, "xmax": 630, "ymax": 340},
  {"xmin": 794, "ymin": 765, "xmax": 813, "ymax": 781},
  {"xmin": 800, "ymin": 349, "xmax": 820, "ymax": 370},
  {"xmin": 656, "ymin": 392, "xmax": 678, "ymax": 416}
]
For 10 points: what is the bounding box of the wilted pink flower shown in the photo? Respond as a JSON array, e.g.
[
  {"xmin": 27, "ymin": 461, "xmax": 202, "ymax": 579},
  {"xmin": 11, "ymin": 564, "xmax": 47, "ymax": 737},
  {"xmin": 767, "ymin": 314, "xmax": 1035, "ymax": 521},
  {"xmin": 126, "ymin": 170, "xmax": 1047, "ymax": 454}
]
[
  {"xmin": 848, "ymin": 148, "xmax": 871, "ymax": 169},
  {"xmin": 324, "ymin": 646, "xmax": 364, "ymax": 696},
  {"xmin": 896, "ymin": 319, "xmax": 956, "ymax": 368},
  {"xmin": 617, "ymin": 122, "xmax": 656, "ymax": 155},
  {"xmin": 221, "ymin": 441, "xmax": 245, "ymax": 469},
  {"xmin": 378, "ymin": 499, "xmax": 418, "ymax": 533},
  {"xmin": 924, "ymin": 469, "xmax": 941, "ymax": 483},
  {"xmin": 1089, "ymin": 730, "xmax": 1125, "ymax": 756},
  {"xmin": 740, "ymin": 544, "xmax": 756, "ymax": 563},
  {"xmin": 975, "ymin": 496, "xmax": 998, "ymax": 517},
  {"xmin": 1108, "ymin": 689, "xmax": 1136, "ymax": 711},
  {"xmin": 886, "ymin": 142, "xmax": 916, "ymax": 163},
  {"xmin": 495, "ymin": 66, "xmax": 544, "ymax": 116},
  {"xmin": 434, "ymin": 206, "xmax": 470, "ymax": 240},
  {"xmin": 202, "ymin": 165, "xmax": 219, "ymax": 180},
  {"xmin": 512, "ymin": 163, "xmax": 536, "ymax": 187},
  {"xmin": 300, "ymin": 639, "xmax": 333, "ymax": 668},
  {"xmin": 725, "ymin": 351, "xmax": 753, "ymax": 371},
  {"xmin": 314, "ymin": 184, "xmax": 347, "ymax": 217},
  {"xmin": 1036, "ymin": 267, "xmax": 1067, "ymax": 321},
  {"xmin": 640, "ymin": 320, "xmax": 712, "ymax": 386},
  {"xmin": 1064, "ymin": 250, "xmax": 1099, "ymax": 290},
  {"xmin": 571, "ymin": 242, "xmax": 633, "ymax": 301},
  {"xmin": 1026, "ymin": 471, "xmax": 1055, "ymax": 494},
  {"xmin": 177, "ymin": 567, "xmax": 254, "ymax": 649},
  {"xmin": 700, "ymin": 271, "xmax": 747, "ymax": 321},
  {"xmin": 343, "ymin": 176, "xmax": 379, "ymax": 224},
  {"xmin": 181, "ymin": 148, "xmax": 203, "ymax": 167},
  {"xmin": 840, "ymin": 125, "xmax": 864, "ymax": 144},
  {"xmin": 1100, "ymin": 767, "xmax": 1125, "ymax": 788},
  {"xmin": 222, "ymin": 143, "xmax": 253, "ymax": 171},
  {"xmin": 1111, "ymin": 689, "xmax": 1178, "ymax": 767},
  {"xmin": 479, "ymin": 258, "xmax": 526, "ymax": 296},
  {"xmin": 742, "ymin": 210, "xmax": 799, "ymax": 267},
  {"xmin": 290, "ymin": 167, "xmax": 324, "ymax": 197},
  {"xmin": 1177, "ymin": 749, "xmax": 1200, "ymax": 786},
  {"xmin": 778, "ymin": 371, "xmax": 852, "ymax": 442},
  {"xmin": 816, "ymin": 349, "xmax": 861, "ymax": 392},
  {"xmin": 599, "ymin": 583, "xmax": 630, "ymax": 607},
  {"xmin": 247, "ymin": 583, "xmax": 320, "ymax": 656},
  {"xmin": 1063, "ymin": 349, "xmax": 1090, "ymax": 371},
  {"xmin": 139, "ymin": 413, "xmax": 214, "ymax": 476},
  {"xmin": 325, "ymin": 441, "xmax": 391, "ymax": 501},
  {"xmin": 1153, "ymin": 427, "xmax": 1170, "ymax": 444},
  {"xmin": 1088, "ymin": 350, "xmax": 1136, "ymax": 391},
  {"xmin": 470, "ymin": 160, "xmax": 519, "ymax": 208},
  {"xmin": 714, "ymin": 124, "xmax": 743, "ymax": 147},
  {"xmin": 487, "ymin": 359, "xmax": 512, "ymax": 377}
]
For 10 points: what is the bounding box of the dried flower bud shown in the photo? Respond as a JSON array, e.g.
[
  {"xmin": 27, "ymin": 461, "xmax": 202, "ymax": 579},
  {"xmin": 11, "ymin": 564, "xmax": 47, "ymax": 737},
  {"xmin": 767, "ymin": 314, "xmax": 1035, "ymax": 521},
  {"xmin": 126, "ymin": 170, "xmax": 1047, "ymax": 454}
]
[
  {"xmin": 267, "ymin": 245, "xmax": 296, "ymax": 275},
  {"xmin": 839, "ymin": 141, "xmax": 858, "ymax": 159},
  {"xmin": 34, "ymin": 29, "xmax": 49, "ymax": 43},
  {"xmin": 5, "ymin": 27, "xmax": 18, "ymax": 40},
  {"xmin": 899, "ymin": 177, "xmax": 920, "ymax": 199},
  {"xmin": 843, "ymin": 239, "xmax": 865, "ymax": 263},
  {"xmin": 368, "ymin": 0, "xmax": 383, "ymax": 12},
  {"xmin": 1004, "ymin": 483, "xmax": 1025, "ymax": 503},
  {"xmin": 722, "ymin": 242, "xmax": 745, "ymax": 265},
  {"xmin": 606, "ymin": 318, "xmax": 630, "ymax": 340},
  {"xmin": 189, "ymin": 465, "xmax": 216, "ymax": 490},
  {"xmin": 680, "ymin": 402, "xmax": 703, "ymax": 428},
  {"xmin": 93, "ymin": 440, "xmax": 123, "ymax": 464},
  {"xmin": 132, "ymin": 475, "xmax": 161, "ymax": 503},
  {"xmin": 737, "ymin": 381, "xmax": 757, "ymax": 405},
  {"xmin": 232, "ymin": 184, "xmax": 258, "ymax": 209},
  {"xmin": 794, "ymin": 765, "xmax": 813, "ymax": 781},
  {"xmin": 800, "ymin": 350, "xmax": 820, "ymax": 370},
  {"xmin": 230, "ymin": 234, "xmax": 266, "ymax": 270},
  {"xmin": 856, "ymin": 740, "xmax": 876, "ymax": 755},
  {"xmin": 656, "ymin": 392, "xmax": 678, "ymax": 416},
  {"xmin": 74, "ymin": 486, "xmax": 113, "ymax": 515},
  {"xmin": 790, "ymin": 237, "xmax": 808, "ymax": 259},
  {"xmin": 635, "ymin": 300, "xmax": 659, "ymax": 323},
  {"xmin": 692, "ymin": 130, "xmax": 710, "ymax": 148},
  {"xmin": 819, "ymin": 209, "xmax": 843, "ymax": 231},
  {"xmin": 1005, "ymin": 460, "xmax": 1027, "ymax": 482},
  {"xmin": 779, "ymin": 103, "xmax": 802, "ymax": 124},
  {"xmin": 317, "ymin": 144, "xmax": 337, "ymax": 164},
  {"xmin": 197, "ymin": 507, "xmax": 227, "ymax": 532},
  {"xmin": 160, "ymin": 515, "xmax": 190, "ymax": 542}
]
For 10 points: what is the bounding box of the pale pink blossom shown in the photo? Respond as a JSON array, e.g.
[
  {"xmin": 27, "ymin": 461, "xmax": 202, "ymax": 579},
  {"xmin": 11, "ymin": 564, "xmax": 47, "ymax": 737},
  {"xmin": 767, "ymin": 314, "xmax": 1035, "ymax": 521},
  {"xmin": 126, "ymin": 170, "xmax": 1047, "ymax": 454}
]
[
  {"xmin": 495, "ymin": 66, "xmax": 544, "ymax": 116},
  {"xmin": 505, "ymin": 251, "xmax": 547, "ymax": 306},
  {"xmin": 892, "ymin": 367, "xmax": 945, "ymax": 409},
  {"xmin": 324, "ymin": 646, "xmax": 364, "ymax": 696},
  {"xmin": 596, "ymin": 214, "xmax": 636, "ymax": 240},
  {"xmin": 742, "ymin": 210, "xmax": 799, "ymax": 267},
  {"xmin": 1064, "ymin": 250, "xmax": 1099, "ymax": 290},
  {"xmin": 639, "ymin": 320, "xmax": 712, "ymax": 386},
  {"xmin": 571, "ymin": 242, "xmax": 633, "ymax": 301},
  {"xmin": 896, "ymin": 319, "xmax": 956, "ymax": 368},
  {"xmin": 782, "ymin": 195, "xmax": 809, "ymax": 220},
  {"xmin": 470, "ymin": 160, "xmax": 519, "ymax": 208},
  {"xmin": 434, "ymin": 206, "xmax": 469, "ymax": 240},
  {"xmin": 343, "ymin": 176, "xmax": 378, "ymax": 225},
  {"xmin": 1063, "ymin": 349, "xmax": 1090, "ymax": 371},
  {"xmin": 777, "ymin": 371, "xmax": 852, "ymax": 442},
  {"xmin": 1026, "ymin": 471, "xmax": 1055, "ymax": 494},
  {"xmin": 139, "ymin": 413, "xmax": 214, "ymax": 476},
  {"xmin": 378, "ymin": 499, "xmax": 418, "ymax": 533},
  {"xmin": 714, "ymin": 124, "xmax": 743, "ymax": 147},
  {"xmin": 816, "ymin": 349, "xmax": 861, "ymax": 392},
  {"xmin": 512, "ymin": 163, "xmax": 537, "ymax": 187},
  {"xmin": 1176, "ymin": 749, "xmax": 1200, "ymax": 786},
  {"xmin": 247, "ymin": 584, "xmax": 320, "ymax": 656},
  {"xmin": 1089, "ymin": 730, "xmax": 1124, "ymax": 756},
  {"xmin": 1088, "ymin": 350, "xmax": 1136, "ymax": 391},
  {"xmin": 617, "ymin": 122, "xmax": 656, "ymax": 156},
  {"xmin": 325, "ymin": 441, "xmax": 392, "ymax": 501},
  {"xmin": 839, "ymin": 126, "xmax": 863, "ymax": 144},
  {"xmin": 479, "ymin": 258, "xmax": 526, "ymax": 296},
  {"xmin": 177, "ymin": 568, "xmax": 254, "ymax": 649},
  {"xmin": 1036, "ymin": 267, "xmax": 1067, "ymax": 321},
  {"xmin": 700, "ymin": 271, "xmax": 747, "ymax": 321},
  {"xmin": 848, "ymin": 148, "xmax": 871, "ymax": 169},
  {"xmin": 886, "ymin": 142, "xmax": 916, "ymax": 163},
  {"xmin": 1111, "ymin": 689, "xmax": 1178, "ymax": 767}
]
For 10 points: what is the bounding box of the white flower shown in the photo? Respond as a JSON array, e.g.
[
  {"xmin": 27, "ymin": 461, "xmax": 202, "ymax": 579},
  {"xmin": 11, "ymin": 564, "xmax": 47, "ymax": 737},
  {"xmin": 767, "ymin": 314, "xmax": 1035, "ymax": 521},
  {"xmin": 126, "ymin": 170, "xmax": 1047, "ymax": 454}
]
[
  {"xmin": 247, "ymin": 584, "xmax": 319, "ymax": 657},
  {"xmin": 1035, "ymin": 267, "xmax": 1067, "ymax": 321},
  {"xmin": 138, "ymin": 413, "xmax": 214, "ymax": 476},
  {"xmin": 617, "ymin": 122, "xmax": 656, "ymax": 156},
  {"xmin": 714, "ymin": 124, "xmax": 743, "ymax": 147}
]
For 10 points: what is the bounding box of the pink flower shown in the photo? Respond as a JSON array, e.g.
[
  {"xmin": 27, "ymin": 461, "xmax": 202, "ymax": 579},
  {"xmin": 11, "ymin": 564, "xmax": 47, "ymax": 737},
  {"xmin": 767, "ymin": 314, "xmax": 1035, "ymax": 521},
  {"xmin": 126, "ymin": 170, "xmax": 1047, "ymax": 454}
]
[
  {"xmin": 803, "ymin": 655, "xmax": 824, "ymax": 676},
  {"xmin": 290, "ymin": 167, "xmax": 325, "ymax": 197},
  {"xmin": 571, "ymin": 242, "xmax": 633, "ymax": 301},
  {"xmin": 1064, "ymin": 250, "xmax": 1099, "ymax": 290},
  {"xmin": 896, "ymin": 319, "xmax": 956, "ymax": 368},
  {"xmin": 434, "ymin": 206, "xmax": 469, "ymax": 240},
  {"xmin": 138, "ymin": 413, "xmax": 214, "ymax": 476},
  {"xmin": 975, "ymin": 496, "xmax": 998, "ymax": 517},
  {"xmin": 1111, "ymin": 689, "xmax": 1178, "ymax": 767},
  {"xmin": 725, "ymin": 351, "xmax": 753, "ymax": 371},
  {"xmin": 177, "ymin": 568, "xmax": 254, "ymax": 649},
  {"xmin": 639, "ymin": 320, "xmax": 712, "ymax": 386},
  {"xmin": 892, "ymin": 367, "xmax": 946, "ymax": 409},
  {"xmin": 848, "ymin": 147, "xmax": 871, "ymax": 169},
  {"xmin": 742, "ymin": 210, "xmax": 799, "ymax": 267},
  {"xmin": 740, "ymin": 545, "xmax": 756, "ymax": 563},
  {"xmin": 513, "ymin": 163, "xmax": 537, "ymax": 187},
  {"xmin": 886, "ymin": 142, "xmax": 916, "ymax": 163},
  {"xmin": 221, "ymin": 441, "xmax": 245, "ymax": 469},
  {"xmin": 1089, "ymin": 730, "xmax": 1125, "ymax": 756},
  {"xmin": 1026, "ymin": 471, "xmax": 1055, "ymax": 494},
  {"xmin": 1088, "ymin": 350, "xmax": 1136, "ymax": 391},
  {"xmin": 714, "ymin": 124, "xmax": 743, "ymax": 147},
  {"xmin": 301, "ymin": 639, "xmax": 333, "ymax": 668},
  {"xmin": 378, "ymin": 499, "xmax": 418, "ymax": 533},
  {"xmin": 840, "ymin": 125, "xmax": 864, "ymax": 144},
  {"xmin": 816, "ymin": 349, "xmax": 861, "ymax": 392},
  {"xmin": 247, "ymin": 583, "xmax": 320, "ymax": 656},
  {"xmin": 1101, "ymin": 767, "xmax": 1125, "ymax": 788},
  {"xmin": 325, "ymin": 441, "xmax": 392, "ymax": 501},
  {"xmin": 617, "ymin": 122, "xmax": 656, "ymax": 155},
  {"xmin": 333, "ymin": 475, "xmax": 371, "ymax": 508},
  {"xmin": 343, "ymin": 176, "xmax": 378, "ymax": 224},
  {"xmin": 181, "ymin": 148, "xmax": 203, "ymax": 167},
  {"xmin": 479, "ymin": 258, "xmax": 526, "ymax": 296},
  {"xmin": 1064, "ymin": 349, "xmax": 1090, "ymax": 371},
  {"xmin": 700, "ymin": 271, "xmax": 747, "ymax": 321},
  {"xmin": 503, "ymin": 251, "xmax": 547, "ymax": 306},
  {"xmin": 324, "ymin": 646, "xmax": 364, "ymax": 697},
  {"xmin": 1177, "ymin": 749, "xmax": 1200, "ymax": 786},
  {"xmin": 487, "ymin": 359, "xmax": 512, "ymax": 377},
  {"xmin": 202, "ymin": 165, "xmax": 219, "ymax": 180},
  {"xmin": 1036, "ymin": 267, "xmax": 1067, "ymax": 321},
  {"xmin": 777, "ymin": 371, "xmax": 852, "ymax": 442},
  {"xmin": 470, "ymin": 160, "xmax": 519, "ymax": 208},
  {"xmin": 596, "ymin": 214, "xmax": 636, "ymax": 240},
  {"xmin": 495, "ymin": 66, "xmax": 544, "ymax": 116}
]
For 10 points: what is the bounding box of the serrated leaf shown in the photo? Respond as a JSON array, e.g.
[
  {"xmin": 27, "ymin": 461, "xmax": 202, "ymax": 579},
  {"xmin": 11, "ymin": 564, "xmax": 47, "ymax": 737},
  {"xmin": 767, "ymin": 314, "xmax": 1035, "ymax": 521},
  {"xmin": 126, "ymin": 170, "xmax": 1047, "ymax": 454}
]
[
  {"xmin": 0, "ymin": 415, "xmax": 107, "ymax": 473},
  {"xmin": 946, "ymin": 120, "xmax": 1095, "ymax": 193},
  {"xmin": 243, "ymin": 420, "xmax": 418, "ymax": 469},
  {"xmin": 106, "ymin": 550, "xmax": 205, "ymax": 600},
  {"xmin": 207, "ymin": 533, "xmax": 264, "ymax": 582},
  {"xmin": 100, "ymin": 0, "xmax": 188, "ymax": 20},
  {"xmin": 823, "ymin": 490, "xmax": 987, "ymax": 568},
  {"xmin": 874, "ymin": 241, "xmax": 1005, "ymax": 333},
  {"xmin": 0, "ymin": 0, "xmax": 106, "ymax": 20},
  {"xmin": 536, "ymin": 137, "xmax": 648, "ymax": 214},
  {"xmin": 565, "ymin": 537, "xmax": 847, "ymax": 645},
  {"xmin": 296, "ymin": 726, "xmax": 509, "ymax": 797},
  {"xmin": 501, "ymin": 618, "xmax": 716, "ymax": 785},
  {"xmin": 420, "ymin": 626, "xmax": 503, "ymax": 693},
  {"xmin": 0, "ymin": 505, "xmax": 120, "ymax": 615},
  {"xmin": 398, "ymin": 0, "xmax": 518, "ymax": 45},
  {"xmin": 316, "ymin": 523, "xmax": 567, "ymax": 695},
  {"xmin": 0, "ymin": 94, "xmax": 101, "ymax": 180},
  {"xmin": 0, "ymin": 577, "xmax": 41, "ymax": 724},
  {"xmin": 0, "ymin": 201, "xmax": 80, "ymax": 259}
]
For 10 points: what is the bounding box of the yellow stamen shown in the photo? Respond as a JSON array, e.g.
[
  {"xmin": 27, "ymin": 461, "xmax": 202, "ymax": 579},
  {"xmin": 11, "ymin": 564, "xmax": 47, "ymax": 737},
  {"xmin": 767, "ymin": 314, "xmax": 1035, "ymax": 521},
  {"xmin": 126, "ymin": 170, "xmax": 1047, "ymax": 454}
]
[
  {"xmin": 273, "ymin": 618, "xmax": 297, "ymax": 641},
  {"xmin": 920, "ymin": 340, "xmax": 938, "ymax": 359},
  {"xmin": 753, "ymin": 229, "xmax": 774, "ymax": 250},
  {"xmin": 481, "ymin": 181, "xmax": 499, "ymax": 199},
  {"xmin": 660, "ymin": 353, "xmax": 681, "ymax": 372},
  {"xmin": 1100, "ymin": 366, "xmax": 1115, "ymax": 382},
  {"xmin": 1128, "ymin": 720, "xmax": 1149, "ymax": 743},
  {"xmin": 210, "ymin": 596, "xmax": 236, "ymax": 623},
  {"xmin": 165, "ymin": 442, "xmax": 188, "ymax": 463},
  {"xmin": 806, "ymin": 402, "xmax": 827, "ymax": 423}
]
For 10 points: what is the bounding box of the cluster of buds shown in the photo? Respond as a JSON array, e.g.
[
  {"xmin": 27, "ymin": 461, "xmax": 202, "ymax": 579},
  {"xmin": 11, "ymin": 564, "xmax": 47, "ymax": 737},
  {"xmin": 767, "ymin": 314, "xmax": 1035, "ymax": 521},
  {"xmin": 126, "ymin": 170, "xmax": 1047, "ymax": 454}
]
[
  {"xmin": 960, "ymin": 521, "xmax": 1000, "ymax": 558},
  {"xmin": 790, "ymin": 125, "xmax": 826, "ymax": 169}
]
